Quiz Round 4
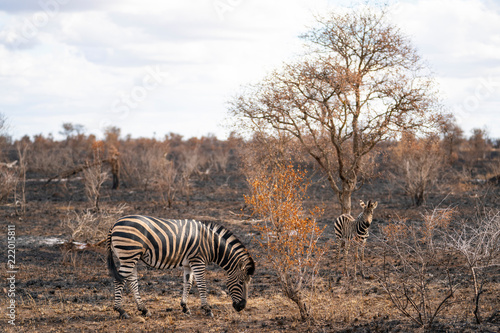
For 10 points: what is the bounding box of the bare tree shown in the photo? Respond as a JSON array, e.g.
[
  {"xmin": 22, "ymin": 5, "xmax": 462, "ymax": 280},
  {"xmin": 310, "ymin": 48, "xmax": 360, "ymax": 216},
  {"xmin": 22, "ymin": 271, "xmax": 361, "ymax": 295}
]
[
  {"xmin": 230, "ymin": 8, "xmax": 443, "ymax": 214},
  {"xmin": 60, "ymin": 122, "xmax": 85, "ymax": 140}
]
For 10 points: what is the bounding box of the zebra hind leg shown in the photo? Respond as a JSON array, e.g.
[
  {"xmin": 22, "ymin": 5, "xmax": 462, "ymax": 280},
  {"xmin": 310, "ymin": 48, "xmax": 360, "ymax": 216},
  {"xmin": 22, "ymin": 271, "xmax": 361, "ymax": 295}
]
[
  {"xmin": 129, "ymin": 267, "xmax": 151, "ymax": 317},
  {"xmin": 112, "ymin": 254, "xmax": 142, "ymax": 319},
  {"xmin": 113, "ymin": 279, "xmax": 130, "ymax": 319},
  {"xmin": 181, "ymin": 264, "xmax": 194, "ymax": 315},
  {"xmin": 336, "ymin": 240, "xmax": 344, "ymax": 274}
]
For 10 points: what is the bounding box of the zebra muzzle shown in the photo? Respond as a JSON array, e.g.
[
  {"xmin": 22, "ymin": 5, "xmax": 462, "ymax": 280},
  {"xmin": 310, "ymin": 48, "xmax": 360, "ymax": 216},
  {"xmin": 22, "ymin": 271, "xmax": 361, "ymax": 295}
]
[{"xmin": 233, "ymin": 299, "xmax": 246, "ymax": 312}]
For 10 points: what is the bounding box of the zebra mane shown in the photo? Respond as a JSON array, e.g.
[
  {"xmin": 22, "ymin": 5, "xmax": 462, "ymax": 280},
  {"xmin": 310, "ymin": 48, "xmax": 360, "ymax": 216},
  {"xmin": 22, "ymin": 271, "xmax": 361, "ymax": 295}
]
[
  {"xmin": 201, "ymin": 220, "xmax": 254, "ymax": 271},
  {"xmin": 202, "ymin": 221, "xmax": 240, "ymax": 245}
]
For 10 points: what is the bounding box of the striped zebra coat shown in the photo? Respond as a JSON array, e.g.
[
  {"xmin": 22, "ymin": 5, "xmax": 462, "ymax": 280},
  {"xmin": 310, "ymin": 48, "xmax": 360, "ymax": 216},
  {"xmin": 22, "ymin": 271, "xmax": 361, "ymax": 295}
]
[
  {"xmin": 334, "ymin": 200, "xmax": 378, "ymax": 278},
  {"xmin": 106, "ymin": 215, "xmax": 255, "ymax": 318}
]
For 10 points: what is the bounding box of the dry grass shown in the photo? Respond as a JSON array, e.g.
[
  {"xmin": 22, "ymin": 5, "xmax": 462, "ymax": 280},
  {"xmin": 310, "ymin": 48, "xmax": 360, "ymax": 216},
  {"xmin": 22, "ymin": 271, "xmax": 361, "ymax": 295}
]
[
  {"xmin": 6, "ymin": 241, "xmax": 500, "ymax": 333},
  {"xmin": 62, "ymin": 203, "xmax": 127, "ymax": 243}
]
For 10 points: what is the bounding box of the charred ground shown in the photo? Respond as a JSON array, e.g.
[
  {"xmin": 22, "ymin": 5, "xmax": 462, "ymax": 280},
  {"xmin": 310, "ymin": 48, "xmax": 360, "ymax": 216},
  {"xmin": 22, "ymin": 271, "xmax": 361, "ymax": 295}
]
[{"xmin": 0, "ymin": 135, "xmax": 499, "ymax": 332}]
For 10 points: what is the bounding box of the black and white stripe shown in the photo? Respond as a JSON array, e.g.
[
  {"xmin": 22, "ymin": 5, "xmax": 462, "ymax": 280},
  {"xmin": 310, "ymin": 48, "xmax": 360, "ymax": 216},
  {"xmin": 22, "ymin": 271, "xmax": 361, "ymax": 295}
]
[
  {"xmin": 106, "ymin": 215, "xmax": 255, "ymax": 318},
  {"xmin": 334, "ymin": 200, "xmax": 378, "ymax": 277}
]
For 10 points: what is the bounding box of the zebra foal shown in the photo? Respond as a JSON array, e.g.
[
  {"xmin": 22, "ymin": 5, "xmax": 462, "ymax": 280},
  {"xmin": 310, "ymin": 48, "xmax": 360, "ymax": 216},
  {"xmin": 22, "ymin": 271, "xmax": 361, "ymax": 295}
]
[
  {"xmin": 106, "ymin": 215, "xmax": 255, "ymax": 318},
  {"xmin": 334, "ymin": 200, "xmax": 378, "ymax": 278}
]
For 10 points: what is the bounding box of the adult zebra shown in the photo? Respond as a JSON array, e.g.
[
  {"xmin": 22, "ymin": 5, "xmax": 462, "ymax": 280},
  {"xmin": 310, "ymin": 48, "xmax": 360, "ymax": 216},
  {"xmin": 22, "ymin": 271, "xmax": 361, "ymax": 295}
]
[
  {"xmin": 334, "ymin": 200, "xmax": 378, "ymax": 278},
  {"xmin": 106, "ymin": 215, "xmax": 255, "ymax": 318}
]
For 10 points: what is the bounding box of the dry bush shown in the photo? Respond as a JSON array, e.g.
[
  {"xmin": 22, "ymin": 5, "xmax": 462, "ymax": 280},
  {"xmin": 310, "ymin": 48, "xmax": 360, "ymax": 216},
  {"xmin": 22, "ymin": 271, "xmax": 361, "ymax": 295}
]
[
  {"xmin": 120, "ymin": 139, "xmax": 206, "ymax": 207},
  {"xmin": 14, "ymin": 141, "xmax": 29, "ymax": 215},
  {"xmin": 466, "ymin": 129, "xmax": 491, "ymax": 163},
  {"xmin": 178, "ymin": 146, "xmax": 205, "ymax": 205},
  {"xmin": 63, "ymin": 203, "xmax": 127, "ymax": 243},
  {"xmin": 210, "ymin": 146, "xmax": 231, "ymax": 173},
  {"xmin": 0, "ymin": 140, "xmax": 29, "ymax": 212},
  {"xmin": 375, "ymin": 208, "xmax": 456, "ymax": 328},
  {"xmin": 156, "ymin": 159, "xmax": 178, "ymax": 208},
  {"xmin": 244, "ymin": 161, "xmax": 327, "ymax": 320},
  {"xmin": 28, "ymin": 131, "xmax": 97, "ymax": 177},
  {"xmin": 0, "ymin": 168, "xmax": 18, "ymax": 201},
  {"xmin": 83, "ymin": 164, "xmax": 108, "ymax": 211},
  {"xmin": 120, "ymin": 140, "xmax": 169, "ymax": 191},
  {"xmin": 28, "ymin": 145, "xmax": 75, "ymax": 177},
  {"xmin": 83, "ymin": 142, "xmax": 108, "ymax": 211},
  {"xmin": 446, "ymin": 209, "xmax": 500, "ymax": 324},
  {"xmin": 390, "ymin": 133, "xmax": 446, "ymax": 206},
  {"xmin": 486, "ymin": 158, "xmax": 500, "ymax": 181},
  {"xmin": 440, "ymin": 115, "xmax": 464, "ymax": 164}
]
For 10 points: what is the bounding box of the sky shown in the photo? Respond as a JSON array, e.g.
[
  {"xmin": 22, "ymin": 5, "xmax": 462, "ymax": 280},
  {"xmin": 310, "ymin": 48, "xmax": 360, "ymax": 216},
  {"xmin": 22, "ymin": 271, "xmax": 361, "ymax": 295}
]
[{"xmin": 0, "ymin": 0, "xmax": 499, "ymax": 141}]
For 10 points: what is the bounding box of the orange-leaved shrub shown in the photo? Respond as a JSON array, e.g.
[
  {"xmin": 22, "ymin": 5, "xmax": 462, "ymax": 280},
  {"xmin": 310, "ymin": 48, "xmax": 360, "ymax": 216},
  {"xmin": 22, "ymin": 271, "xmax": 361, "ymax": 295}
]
[{"xmin": 244, "ymin": 162, "xmax": 326, "ymax": 320}]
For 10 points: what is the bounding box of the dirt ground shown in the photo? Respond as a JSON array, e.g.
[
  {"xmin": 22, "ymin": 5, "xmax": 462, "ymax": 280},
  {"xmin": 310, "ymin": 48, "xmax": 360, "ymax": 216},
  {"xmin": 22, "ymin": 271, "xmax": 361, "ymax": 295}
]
[{"xmin": 1, "ymin": 171, "xmax": 499, "ymax": 332}]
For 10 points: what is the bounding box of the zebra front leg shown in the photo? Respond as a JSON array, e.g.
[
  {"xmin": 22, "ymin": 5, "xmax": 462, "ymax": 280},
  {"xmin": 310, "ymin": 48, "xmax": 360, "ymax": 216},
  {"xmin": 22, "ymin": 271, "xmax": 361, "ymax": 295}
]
[
  {"xmin": 181, "ymin": 263, "xmax": 194, "ymax": 315},
  {"xmin": 129, "ymin": 267, "xmax": 151, "ymax": 317},
  {"xmin": 360, "ymin": 243, "xmax": 366, "ymax": 279},
  {"xmin": 191, "ymin": 262, "xmax": 213, "ymax": 317},
  {"xmin": 353, "ymin": 244, "xmax": 359, "ymax": 280},
  {"xmin": 113, "ymin": 279, "xmax": 130, "ymax": 319},
  {"xmin": 344, "ymin": 241, "xmax": 350, "ymax": 278}
]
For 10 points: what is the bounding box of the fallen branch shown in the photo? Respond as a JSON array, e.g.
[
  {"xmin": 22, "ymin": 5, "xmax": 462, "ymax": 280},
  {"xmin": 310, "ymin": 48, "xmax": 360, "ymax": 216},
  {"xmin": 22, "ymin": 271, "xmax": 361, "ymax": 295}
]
[{"xmin": 46, "ymin": 159, "xmax": 108, "ymax": 184}]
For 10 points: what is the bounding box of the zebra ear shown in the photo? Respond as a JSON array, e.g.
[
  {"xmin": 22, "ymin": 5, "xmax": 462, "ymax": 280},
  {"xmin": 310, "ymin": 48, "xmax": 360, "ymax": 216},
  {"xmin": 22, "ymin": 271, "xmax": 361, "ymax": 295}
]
[
  {"xmin": 246, "ymin": 257, "xmax": 255, "ymax": 276},
  {"xmin": 371, "ymin": 201, "xmax": 378, "ymax": 209},
  {"xmin": 360, "ymin": 200, "xmax": 365, "ymax": 208}
]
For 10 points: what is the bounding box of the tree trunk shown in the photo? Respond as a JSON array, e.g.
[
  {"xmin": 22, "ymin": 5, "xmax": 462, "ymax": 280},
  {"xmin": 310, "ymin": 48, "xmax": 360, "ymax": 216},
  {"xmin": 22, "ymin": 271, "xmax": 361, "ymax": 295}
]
[
  {"xmin": 288, "ymin": 291, "xmax": 310, "ymax": 321},
  {"xmin": 471, "ymin": 267, "xmax": 482, "ymax": 324},
  {"xmin": 110, "ymin": 156, "xmax": 120, "ymax": 189},
  {"xmin": 296, "ymin": 299, "xmax": 310, "ymax": 321},
  {"xmin": 339, "ymin": 191, "xmax": 352, "ymax": 215}
]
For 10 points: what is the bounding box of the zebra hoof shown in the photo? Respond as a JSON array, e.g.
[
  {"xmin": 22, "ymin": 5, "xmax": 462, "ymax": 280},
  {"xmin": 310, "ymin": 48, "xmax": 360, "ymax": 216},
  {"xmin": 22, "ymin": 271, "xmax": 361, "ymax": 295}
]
[
  {"xmin": 202, "ymin": 306, "xmax": 214, "ymax": 317},
  {"xmin": 119, "ymin": 312, "xmax": 131, "ymax": 319},
  {"xmin": 181, "ymin": 304, "xmax": 191, "ymax": 315},
  {"xmin": 141, "ymin": 309, "xmax": 151, "ymax": 317},
  {"xmin": 115, "ymin": 306, "xmax": 130, "ymax": 319}
]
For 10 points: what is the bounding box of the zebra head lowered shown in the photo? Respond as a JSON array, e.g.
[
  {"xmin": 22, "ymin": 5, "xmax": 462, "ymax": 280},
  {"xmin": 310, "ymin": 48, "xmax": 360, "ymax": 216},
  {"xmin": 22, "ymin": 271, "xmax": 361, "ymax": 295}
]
[
  {"xmin": 106, "ymin": 216, "xmax": 256, "ymax": 319},
  {"xmin": 226, "ymin": 256, "xmax": 255, "ymax": 312}
]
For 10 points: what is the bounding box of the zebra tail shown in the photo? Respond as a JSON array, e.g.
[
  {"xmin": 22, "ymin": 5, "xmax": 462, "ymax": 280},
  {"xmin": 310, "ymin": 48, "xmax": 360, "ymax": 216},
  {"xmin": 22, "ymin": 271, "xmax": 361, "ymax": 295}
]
[{"xmin": 106, "ymin": 232, "xmax": 124, "ymax": 282}]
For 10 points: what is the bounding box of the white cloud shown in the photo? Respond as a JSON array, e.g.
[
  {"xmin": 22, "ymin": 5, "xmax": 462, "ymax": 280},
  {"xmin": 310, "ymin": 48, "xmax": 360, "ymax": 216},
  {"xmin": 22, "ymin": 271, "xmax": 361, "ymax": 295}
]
[
  {"xmin": 391, "ymin": 0, "xmax": 500, "ymax": 74},
  {"xmin": 390, "ymin": 0, "xmax": 500, "ymax": 137},
  {"xmin": 0, "ymin": 0, "xmax": 499, "ymax": 141}
]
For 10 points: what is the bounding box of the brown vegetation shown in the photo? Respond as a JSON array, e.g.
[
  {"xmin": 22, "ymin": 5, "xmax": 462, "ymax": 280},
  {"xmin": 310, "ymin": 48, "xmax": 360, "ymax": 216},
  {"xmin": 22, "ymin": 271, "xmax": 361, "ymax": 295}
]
[
  {"xmin": 245, "ymin": 161, "xmax": 326, "ymax": 320},
  {"xmin": 0, "ymin": 119, "xmax": 498, "ymax": 332}
]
